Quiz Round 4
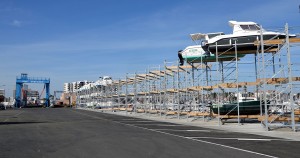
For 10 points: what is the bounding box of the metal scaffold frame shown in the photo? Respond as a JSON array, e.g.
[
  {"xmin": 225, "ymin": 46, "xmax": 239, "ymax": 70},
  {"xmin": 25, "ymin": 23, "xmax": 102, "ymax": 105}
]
[
  {"xmin": 257, "ymin": 24, "xmax": 300, "ymax": 131},
  {"xmin": 76, "ymin": 23, "xmax": 300, "ymax": 132}
]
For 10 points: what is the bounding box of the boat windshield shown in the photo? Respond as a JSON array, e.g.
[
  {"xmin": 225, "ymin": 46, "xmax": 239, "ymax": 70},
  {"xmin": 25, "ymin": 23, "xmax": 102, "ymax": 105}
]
[{"xmin": 240, "ymin": 25, "xmax": 260, "ymax": 31}]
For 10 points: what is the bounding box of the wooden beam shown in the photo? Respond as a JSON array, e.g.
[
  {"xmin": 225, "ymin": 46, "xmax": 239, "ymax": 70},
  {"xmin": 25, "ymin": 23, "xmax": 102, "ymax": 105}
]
[
  {"xmin": 166, "ymin": 88, "xmax": 178, "ymax": 93},
  {"xmin": 137, "ymin": 109, "xmax": 145, "ymax": 113},
  {"xmin": 258, "ymin": 115, "xmax": 300, "ymax": 122},
  {"xmin": 257, "ymin": 77, "xmax": 300, "ymax": 85},
  {"xmin": 254, "ymin": 38, "xmax": 300, "ymax": 45},
  {"xmin": 188, "ymin": 86, "xmax": 213, "ymax": 91},
  {"xmin": 166, "ymin": 64, "xmax": 207, "ymax": 70},
  {"xmin": 213, "ymin": 114, "xmax": 260, "ymax": 119},
  {"xmin": 149, "ymin": 91, "xmax": 160, "ymax": 94},
  {"xmin": 149, "ymin": 70, "xmax": 173, "ymax": 76},
  {"xmin": 166, "ymin": 111, "xmax": 178, "ymax": 115}
]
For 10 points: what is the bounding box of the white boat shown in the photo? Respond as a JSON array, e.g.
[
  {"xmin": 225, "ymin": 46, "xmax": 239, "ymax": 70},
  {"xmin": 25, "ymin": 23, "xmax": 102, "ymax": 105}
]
[{"xmin": 190, "ymin": 21, "xmax": 296, "ymax": 54}]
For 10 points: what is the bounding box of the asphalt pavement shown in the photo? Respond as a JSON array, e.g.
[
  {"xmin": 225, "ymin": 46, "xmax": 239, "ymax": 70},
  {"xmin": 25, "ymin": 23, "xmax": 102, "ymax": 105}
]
[{"xmin": 0, "ymin": 108, "xmax": 298, "ymax": 158}]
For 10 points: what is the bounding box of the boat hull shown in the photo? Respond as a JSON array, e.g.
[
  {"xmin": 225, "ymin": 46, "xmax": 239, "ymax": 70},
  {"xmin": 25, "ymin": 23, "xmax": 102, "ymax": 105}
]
[
  {"xmin": 183, "ymin": 54, "xmax": 246, "ymax": 63},
  {"xmin": 205, "ymin": 34, "xmax": 291, "ymax": 53},
  {"xmin": 211, "ymin": 101, "xmax": 263, "ymax": 115}
]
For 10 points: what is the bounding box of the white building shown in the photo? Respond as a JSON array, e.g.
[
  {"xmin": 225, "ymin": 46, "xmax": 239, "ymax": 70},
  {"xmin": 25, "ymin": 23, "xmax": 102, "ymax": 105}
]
[
  {"xmin": 0, "ymin": 89, "xmax": 4, "ymax": 96},
  {"xmin": 64, "ymin": 83, "xmax": 70, "ymax": 93},
  {"xmin": 64, "ymin": 80, "xmax": 93, "ymax": 93}
]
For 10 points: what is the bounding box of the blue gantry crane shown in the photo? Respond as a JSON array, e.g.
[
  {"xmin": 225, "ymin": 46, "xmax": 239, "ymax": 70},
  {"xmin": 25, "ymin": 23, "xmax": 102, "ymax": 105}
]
[{"xmin": 15, "ymin": 73, "xmax": 50, "ymax": 108}]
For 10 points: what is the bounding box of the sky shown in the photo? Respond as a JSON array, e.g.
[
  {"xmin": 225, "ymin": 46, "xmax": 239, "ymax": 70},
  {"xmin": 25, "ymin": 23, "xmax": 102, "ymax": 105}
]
[{"xmin": 0, "ymin": 0, "xmax": 300, "ymax": 97}]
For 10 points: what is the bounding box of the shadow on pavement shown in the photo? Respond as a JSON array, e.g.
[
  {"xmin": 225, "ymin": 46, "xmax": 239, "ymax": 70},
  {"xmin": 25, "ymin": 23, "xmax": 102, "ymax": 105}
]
[{"xmin": 0, "ymin": 121, "xmax": 46, "ymax": 125}]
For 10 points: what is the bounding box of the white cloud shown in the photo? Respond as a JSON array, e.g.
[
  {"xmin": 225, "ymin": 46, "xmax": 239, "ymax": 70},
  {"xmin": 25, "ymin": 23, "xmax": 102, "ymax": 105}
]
[{"xmin": 11, "ymin": 20, "xmax": 22, "ymax": 27}]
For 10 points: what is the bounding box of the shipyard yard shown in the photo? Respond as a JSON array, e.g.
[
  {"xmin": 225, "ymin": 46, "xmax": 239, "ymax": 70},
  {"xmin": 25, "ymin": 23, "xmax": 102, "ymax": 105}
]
[
  {"xmin": 1, "ymin": 1, "xmax": 300, "ymax": 158},
  {"xmin": 0, "ymin": 108, "xmax": 300, "ymax": 158}
]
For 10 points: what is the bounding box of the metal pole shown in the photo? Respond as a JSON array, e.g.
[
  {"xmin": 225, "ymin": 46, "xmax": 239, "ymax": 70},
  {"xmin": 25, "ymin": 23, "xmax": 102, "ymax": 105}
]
[
  {"xmin": 164, "ymin": 61, "xmax": 167, "ymax": 118},
  {"xmin": 125, "ymin": 74, "xmax": 128, "ymax": 115},
  {"xmin": 221, "ymin": 61, "xmax": 224, "ymax": 83},
  {"xmin": 216, "ymin": 42, "xmax": 221, "ymax": 126},
  {"xmin": 285, "ymin": 23, "xmax": 296, "ymax": 132},
  {"xmin": 185, "ymin": 62, "xmax": 188, "ymax": 120},
  {"xmin": 147, "ymin": 68, "xmax": 151, "ymax": 117},
  {"xmin": 177, "ymin": 61, "xmax": 180, "ymax": 119},
  {"xmin": 159, "ymin": 65, "xmax": 162, "ymax": 117},
  {"xmin": 144, "ymin": 69, "xmax": 148, "ymax": 116},
  {"xmin": 118, "ymin": 79, "xmax": 121, "ymax": 109},
  {"xmin": 234, "ymin": 39, "xmax": 240, "ymax": 125},
  {"xmin": 134, "ymin": 72, "xmax": 137, "ymax": 114},
  {"xmin": 260, "ymin": 25, "xmax": 269, "ymax": 131},
  {"xmin": 201, "ymin": 52, "xmax": 205, "ymax": 122}
]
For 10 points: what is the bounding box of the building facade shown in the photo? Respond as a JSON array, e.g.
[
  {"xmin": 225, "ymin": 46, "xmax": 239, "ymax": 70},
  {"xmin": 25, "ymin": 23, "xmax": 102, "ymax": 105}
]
[{"xmin": 64, "ymin": 80, "xmax": 92, "ymax": 93}]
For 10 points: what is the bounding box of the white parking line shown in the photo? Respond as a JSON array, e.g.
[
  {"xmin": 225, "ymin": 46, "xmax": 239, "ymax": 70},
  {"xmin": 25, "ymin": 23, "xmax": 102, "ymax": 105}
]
[
  {"xmin": 153, "ymin": 129, "xmax": 211, "ymax": 132},
  {"xmin": 73, "ymin": 110, "xmax": 278, "ymax": 158},
  {"xmin": 129, "ymin": 123, "xmax": 187, "ymax": 126},
  {"xmin": 187, "ymin": 137, "xmax": 297, "ymax": 142},
  {"xmin": 187, "ymin": 130, "xmax": 211, "ymax": 132},
  {"xmin": 187, "ymin": 137, "xmax": 273, "ymax": 141},
  {"xmin": 119, "ymin": 120, "xmax": 156, "ymax": 123},
  {"xmin": 118, "ymin": 119, "xmax": 139, "ymax": 120}
]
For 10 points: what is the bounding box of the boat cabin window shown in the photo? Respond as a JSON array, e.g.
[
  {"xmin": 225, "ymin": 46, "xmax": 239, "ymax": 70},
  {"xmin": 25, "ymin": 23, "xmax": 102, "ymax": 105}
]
[
  {"xmin": 241, "ymin": 93, "xmax": 249, "ymax": 97},
  {"xmin": 240, "ymin": 25, "xmax": 260, "ymax": 31},
  {"xmin": 242, "ymin": 93, "xmax": 250, "ymax": 98}
]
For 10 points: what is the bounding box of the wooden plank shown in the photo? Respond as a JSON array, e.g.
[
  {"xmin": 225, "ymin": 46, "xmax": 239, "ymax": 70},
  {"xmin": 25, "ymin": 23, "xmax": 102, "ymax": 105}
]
[
  {"xmin": 166, "ymin": 111, "xmax": 178, "ymax": 115},
  {"xmin": 197, "ymin": 112, "xmax": 210, "ymax": 116},
  {"xmin": 149, "ymin": 110, "xmax": 159, "ymax": 114},
  {"xmin": 149, "ymin": 70, "xmax": 173, "ymax": 76},
  {"xmin": 178, "ymin": 88, "xmax": 189, "ymax": 92},
  {"xmin": 188, "ymin": 112, "xmax": 211, "ymax": 116},
  {"xmin": 212, "ymin": 114, "xmax": 260, "ymax": 119},
  {"xmin": 137, "ymin": 109, "xmax": 145, "ymax": 113},
  {"xmin": 257, "ymin": 77, "xmax": 300, "ymax": 85},
  {"xmin": 187, "ymin": 86, "xmax": 213, "ymax": 91},
  {"xmin": 127, "ymin": 93, "xmax": 135, "ymax": 96},
  {"xmin": 166, "ymin": 88, "xmax": 178, "ymax": 93},
  {"xmin": 137, "ymin": 92, "xmax": 147, "ymax": 95},
  {"xmin": 258, "ymin": 115, "xmax": 300, "ymax": 122},
  {"xmin": 238, "ymin": 82, "xmax": 259, "ymax": 86},
  {"xmin": 254, "ymin": 38, "xmax": 300, "ymax": 45},
  {"xmin": 216, "ymin": 83, "xmax": 242, "ymax": 89},
  {"xmin": 180, "ymin": 111, "xmax": 189, "ymax": 115},
  {"xmin": 188, "ymin": 112, "xmax": 199, "ymax": 117},
  {"xmin": 165, "ymin": 65, "xmax": 206, "ymax": 72},
  {"xmin": 149, "ymin": 91, "xmax": 160, "ymax": 94},
  {"xmin": 214, "ymin": 82, "xmax": 259, "ymax": 89},
  {"xmin": 119, "ymin": 108, "xmax": 126, "ymax": 111},
  {"xmin": 113, "ymin": 107, "xmax": 120, "ymax": 111}
]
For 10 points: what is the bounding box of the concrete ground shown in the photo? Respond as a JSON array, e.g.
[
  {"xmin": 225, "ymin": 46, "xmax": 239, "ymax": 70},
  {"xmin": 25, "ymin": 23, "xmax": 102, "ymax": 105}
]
[
  {"xmin": 83, "ymin": 108, "xmax": 300, "ymax": 141},
  {"xmin": 1, "ymin": 108, "xmax": 299, "ymax": 158}
]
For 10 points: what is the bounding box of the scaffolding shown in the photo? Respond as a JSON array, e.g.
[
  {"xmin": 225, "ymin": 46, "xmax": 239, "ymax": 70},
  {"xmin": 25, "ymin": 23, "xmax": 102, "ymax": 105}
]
[
  {"xmin": 256, "ymin": 24, "xmax": 300, "ymax": 131},
  {"xmin": 76, "ymin": 23, "xmax": 300, "ymax": 131}
]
